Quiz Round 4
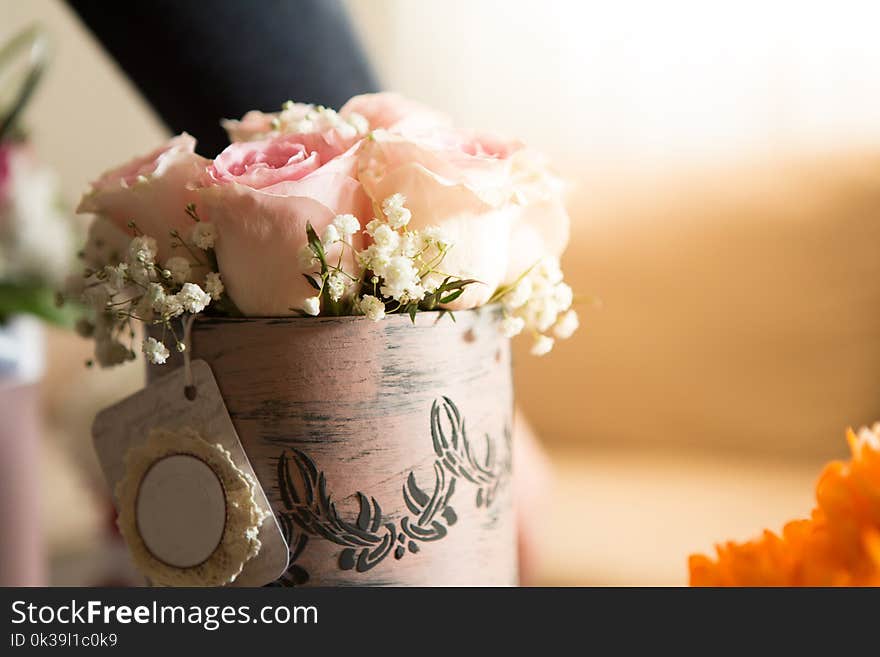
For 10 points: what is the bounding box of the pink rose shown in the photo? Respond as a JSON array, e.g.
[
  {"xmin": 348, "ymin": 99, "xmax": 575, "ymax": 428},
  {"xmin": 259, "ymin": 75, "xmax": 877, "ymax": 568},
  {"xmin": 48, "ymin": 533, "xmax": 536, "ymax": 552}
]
[
  {"xmin": 221, "ymin": 101, "xmax": 367, "ymax": 153},
  {"xmin": 358, "ymin": 128, "xmax": 569, "ymax": 309},
  {"xmin": 493, "ymin": 145, "xmax": 569, "ymax": 285},
  {"xmin": 221, "ymin": 109, "xmax": 286, "ymax": 142},
  {"xmin": 339, "ymin": 92, "xmax": 453, "ymax": 136},
  {"xmin": 76, "ymin": 134, "xmax": 210, "ymax": 264},
  {"xmin": 200, "ymin": 134, "xmax": 370, "ymax": 316}
]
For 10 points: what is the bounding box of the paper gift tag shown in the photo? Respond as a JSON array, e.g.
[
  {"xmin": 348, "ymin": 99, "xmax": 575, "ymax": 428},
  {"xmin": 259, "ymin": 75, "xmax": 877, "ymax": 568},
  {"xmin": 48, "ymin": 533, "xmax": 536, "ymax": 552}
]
[{"xmin": 92, "ymin": 359, "xmax": 289, "ymax": 587}]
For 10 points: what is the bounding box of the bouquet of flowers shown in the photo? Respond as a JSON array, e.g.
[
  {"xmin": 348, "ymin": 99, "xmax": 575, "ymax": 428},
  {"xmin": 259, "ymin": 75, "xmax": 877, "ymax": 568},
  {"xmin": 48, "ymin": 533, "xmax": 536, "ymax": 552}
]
[
  {"xmin": 67, "ymin": 93, "xmax": 578, "ymax": 366},
  {"xmin": 0, "ymin": 27, "xmax": 78, "ymax": 327}
]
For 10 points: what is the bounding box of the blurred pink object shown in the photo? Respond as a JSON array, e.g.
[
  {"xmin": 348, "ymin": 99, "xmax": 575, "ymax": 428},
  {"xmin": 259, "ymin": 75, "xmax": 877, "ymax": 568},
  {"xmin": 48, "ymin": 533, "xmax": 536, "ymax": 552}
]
[
  {"xmin": 0, "ymin": 317, "xmax": 46, "ymax": 586},
  {"xmin": 0, "ymin": 143, "xmax": 12, "ymax": 200},
  {"xmin": 514, "ymin": 409, "xmax": 553, "ymax": 585}
]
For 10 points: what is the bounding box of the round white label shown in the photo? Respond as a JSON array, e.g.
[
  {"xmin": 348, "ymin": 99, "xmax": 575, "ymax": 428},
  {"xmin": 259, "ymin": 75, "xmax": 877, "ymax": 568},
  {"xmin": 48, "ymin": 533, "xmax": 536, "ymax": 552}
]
[{"xmin": 135, "ymin": 454, "xmax": 226, "ymax": 568}]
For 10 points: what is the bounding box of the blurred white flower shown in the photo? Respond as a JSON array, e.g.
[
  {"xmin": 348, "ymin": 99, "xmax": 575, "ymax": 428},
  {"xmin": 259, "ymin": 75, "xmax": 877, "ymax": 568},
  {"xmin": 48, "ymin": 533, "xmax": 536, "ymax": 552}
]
[
  {"xmin": 165, "ymin": 256, "xmax": 191, "ymax": 284},
  {"xmin": 303, "ymin": 295, "xmax": 321, "ymax": 316},
  {"xmin": 205, "ymin": 272, "xmax": 224, "ymax": 300},
  {"xmin": 177, "ymin": 282, "xmax": 211, "ymax": 314},
  {"xmin": 553, "ymin": 309, "xmax": 579, "ymax": 339},
  {"xmin": 381, "ymin": 255, "xmax": 422, "ymax": 301},
  {"xmin": 381, "ymin": 193, "xmax": 412, "ymax": 229},
  {"xmin": 191, "ymin": 222, "xmax": 217, "ymax": 250},
  {"xmin": 142, "ymin": 337, "xmax": 170, "ymax": 365},
  {"xmin": 322, "ymin": 224, "xmax": 340, "ymax": 246},
  {"xmin": 128, "ymin": 236, "xmax": 158, "ymax": 265},
  {"xmin": 359, "ymin": 294, "xmax": 386, "ymax": 321},
  {"xmin": 530, "ymin": 334, "xmax": 554, "ymax": 356},
  {"xmin": 500, "ymin": 315, "xmax": 525, "ymax": 338},
  {"xmin": 327, "ymin": 271, "xmax": 348, "ymax": 302},
  {"xmin": 298, "ymin": 243, "xmax": 317, "ymax": 269},
  {"xmin": 332, "ymin": 213, "xmax": 361, "ymax": 237}
]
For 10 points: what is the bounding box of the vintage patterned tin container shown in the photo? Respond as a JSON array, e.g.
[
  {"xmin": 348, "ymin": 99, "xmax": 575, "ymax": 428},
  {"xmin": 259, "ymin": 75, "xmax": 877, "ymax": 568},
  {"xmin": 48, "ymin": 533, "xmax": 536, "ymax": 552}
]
[{"xmin": 148, "ymin": 308, "xmax": 517, "ymax": 586}]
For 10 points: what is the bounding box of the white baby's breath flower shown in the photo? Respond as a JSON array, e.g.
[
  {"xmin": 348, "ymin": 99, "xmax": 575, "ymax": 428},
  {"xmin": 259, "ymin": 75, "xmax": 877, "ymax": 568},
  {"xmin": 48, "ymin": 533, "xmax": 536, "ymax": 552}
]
[
  {"xmin": 422, "ymin": 225, "xmax": 450, "ymax": 248},
  {"xmin": 292, "ymin": 118, "xmax": 314, "ymax": 133},
  {"xmin": 205, "ymin": 272, "xmax": 224, "ymax": 300},
  {"xmin": 322, "ymin": 224, "xmax": 341, "ymax": 245},
  {"xmin": 500, "ymin": 316, "xmax": 525, "ymax": 338},
  {"xmin": 191, "ymin": 222, "xmax": 217, "ymax": 250},
  {"xmin": 358, "ymin": 244, "xmax": 392, "ymax": 276},
  {"xmin": 365, "ymin": 218, "xmax": 382, "ymax": 237},
  {"xmin": 503, "ymin": 277, "xmax": 532, "ymax": 311},
  {"xmin": 530, "ymin": 334, "xmax": 554, "ymax": 356},
  {"xmin": 298, "ymin": 243, "xmax": 318, "ymax": 269},
  {"xmin": 142, "ymin": 337, "xmax": 170, "ymax": 365},
  {"xmin": 534, "ymin": 300, "xmax": 559, "ymax": 333},
  {"xmin": 422, "ymin": 272, "xmax": 443, "ymax": 294},
  {"xmin": 103, "ymin": 263, "xmax": 128, "ymax": 294},
  {"xmin": 359, "ymin": 295, "xmax": 386, "ymax": 322},
  {"xmin": 535, "ymin": 257, "xmax": 563, "ymax": 286},
  {"xmin": 553, "ymin": 309, "xmax": 579, "ymax": 339},
  {"xmin": 177, "ymin": 282, "xmax": 211, "ymax": 314},
  {"xmin": 165, "ymin": 256, "xmax": 192, "ymax": 284},
  {"xmin": 371, "ymin": 223, "xmax": 400, "ymax": 251},
  {"xmin": 146, "ymin": 282, "xmax": 164, "ymax": 305},
  {"xmin": 127, "ymin": 263, "xmax": 152, "ymax": 285},
  {"xmin": 381, "ymin": 193, "xmax": 411, "ymax": 229},
  {"xmin": 303, "ymin": 295, "xmax": 321, "ymax": 316},
  {"xmin": 335, "ymin": 121, "xmax": 357, "ymax": 140},
  {"xmin": 327, "ymin": 271, "xmax": 348, "ymax": 302},
  {"xmin": 398, "ymin": 231, "xmax": 422, "ymax": 258},
  {"xmin": 332, "ymin": 213, "xmax": 361, "ymax": 237},
  {"xmin": 347, "ymin": 112, "xmax": 369, "ymax": 135},
  {"xmin": 381, "ymin": 255, "xmax": 421, "ymax": 301},
  {"xmin": 154, "ymin": 292, "xmax": 183, "ymax": 319},
  {"xmin": 128, "ymin": 235, "xmax": 158, "ymax": 265},
  {"xmin": 552, "ymin": 282, "xmax": 573, "ymax": 311}
]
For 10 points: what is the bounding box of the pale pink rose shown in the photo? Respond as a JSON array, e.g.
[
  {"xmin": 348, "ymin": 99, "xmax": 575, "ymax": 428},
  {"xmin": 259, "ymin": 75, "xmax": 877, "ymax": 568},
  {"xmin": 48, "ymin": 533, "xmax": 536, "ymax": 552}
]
[
  {"xmin": 221, "ymin": 102, "xmax": 366, "ymax": 156},
  {"xmin": 76, "ymin": 134, "xmax": 210, "ymax": 265},
  {"xmin": 339, "ymin": 92, "xmax": 453, "ymax": 136},
  {"xmin": 453, "ymin": 131, "xmax": 569, "ymax": 279},
  {"xmin": 200, "ymin": 134, "xmax": 370, "ymax": 316},
  {"xmin": 221, "ymin": 109, "xmax": 286, "ymax": 142},
  {"xmin": 210, "ymin": 135, "xmax": 324, "ymax": 189},
  {"xmin": 497, "ymin": 147, "xmax": 569, "ymax": 285},
  {"xmin": 358, "ymin": 128, "xmax": 569, "ymax": 309}
]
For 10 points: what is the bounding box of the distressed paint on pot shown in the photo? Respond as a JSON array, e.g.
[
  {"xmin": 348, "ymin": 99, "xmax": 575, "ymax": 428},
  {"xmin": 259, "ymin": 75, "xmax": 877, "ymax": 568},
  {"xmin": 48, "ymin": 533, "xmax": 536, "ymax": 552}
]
[{"xmin": 148, "ymin": 308, "xmax": 516, "ymax": 586}]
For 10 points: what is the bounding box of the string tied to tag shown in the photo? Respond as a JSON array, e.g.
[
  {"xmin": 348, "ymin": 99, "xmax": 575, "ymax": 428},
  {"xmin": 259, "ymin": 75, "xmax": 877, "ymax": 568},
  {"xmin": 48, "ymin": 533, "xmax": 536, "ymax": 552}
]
[{"xmin": 182, "ymin": 313, "xmax": 197, "ymax": 400}]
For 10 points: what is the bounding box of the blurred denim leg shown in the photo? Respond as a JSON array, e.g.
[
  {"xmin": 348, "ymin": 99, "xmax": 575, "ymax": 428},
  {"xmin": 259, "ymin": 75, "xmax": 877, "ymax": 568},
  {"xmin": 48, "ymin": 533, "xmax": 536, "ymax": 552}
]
[{"xmin": 64, "ymin": 0, "xmax": 379, "ymax": 155}]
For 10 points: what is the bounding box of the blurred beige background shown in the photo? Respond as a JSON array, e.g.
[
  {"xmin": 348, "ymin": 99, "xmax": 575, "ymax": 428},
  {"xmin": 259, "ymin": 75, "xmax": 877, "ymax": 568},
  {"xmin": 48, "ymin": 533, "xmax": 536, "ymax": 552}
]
[{"xmin": 4, "ymin": 0, "xmax": 880, "ymax": 584}]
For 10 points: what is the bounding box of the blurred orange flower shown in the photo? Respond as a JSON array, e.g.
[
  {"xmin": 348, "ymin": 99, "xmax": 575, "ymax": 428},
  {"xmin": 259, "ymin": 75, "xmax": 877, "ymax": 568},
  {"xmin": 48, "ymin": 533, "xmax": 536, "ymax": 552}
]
[{"xmin": 690, "ymin": 424, "xmax": 880, "ymax": 586}]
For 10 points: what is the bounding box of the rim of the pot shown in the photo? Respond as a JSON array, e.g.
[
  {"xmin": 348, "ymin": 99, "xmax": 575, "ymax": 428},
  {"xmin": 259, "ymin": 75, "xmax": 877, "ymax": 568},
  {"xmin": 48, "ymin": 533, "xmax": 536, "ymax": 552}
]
[{"xmin": 193, "ymin": 305, "xmax": 502, "ymax": 325}]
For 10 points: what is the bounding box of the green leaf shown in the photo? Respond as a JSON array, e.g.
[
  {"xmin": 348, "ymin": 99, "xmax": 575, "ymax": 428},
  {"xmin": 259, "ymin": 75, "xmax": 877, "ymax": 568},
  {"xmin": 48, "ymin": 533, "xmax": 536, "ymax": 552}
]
[
  {"xmin": 303, "ymin": 274, "xmax": 321, "ymax": 290},
  {"xmin": 439, "ymin": 289, "xmax": 464, "ymax": 304},
  {"xmin": 420, "ymin": 293, "xmax": 439, "ymax": 311},
  {"xmin": 487, "ymin": 262, "xmax": 537, "ymax": 304},
  {"xmin": 0, "ymin": 282, "xmax": 78, "ymax": 327},
  {"xmin": 305, "ymin": 222, "xmax": 324, "ymax": 258},
  {"xmin": 408, "ymin": 304, "xmax": 417, "ymax": 323}
]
